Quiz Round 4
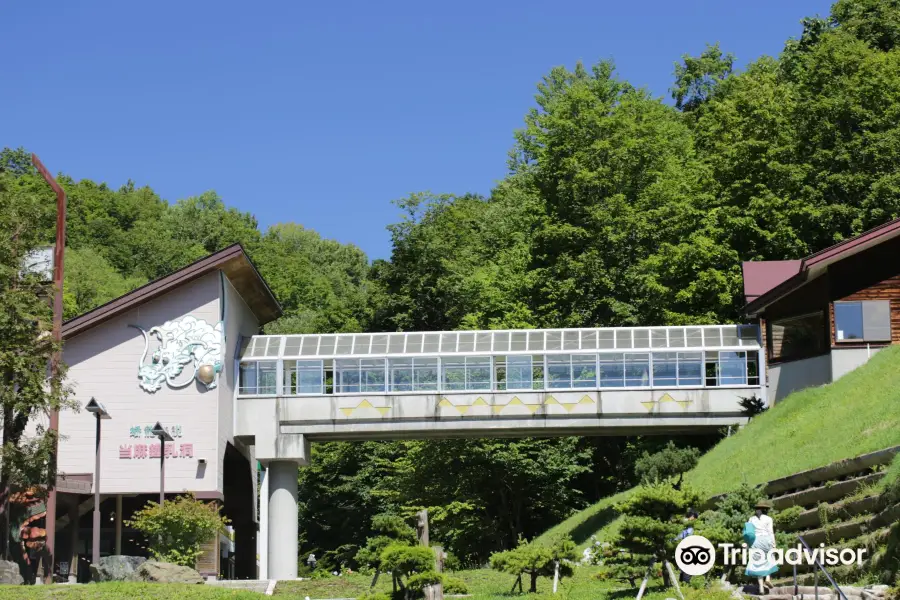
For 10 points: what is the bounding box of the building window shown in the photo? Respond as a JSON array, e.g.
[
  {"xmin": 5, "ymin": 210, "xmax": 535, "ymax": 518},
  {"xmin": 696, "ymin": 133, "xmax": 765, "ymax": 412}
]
[
  {"xmin": 441, "ymin": 357, "xmax": 491, "ymax": 391},
  {"xmin": 545, "ymin": 354, "xmax": 598, "ymax": 389},
  {"xmin": 769, "ymin": 312, "xmax": 826, "ymax": 362},
  {"xmin": 239, "ymin": 361, "xmax": 277, "ymax": 395},
  {"xmin": 389, "ymin": 358, "xmax": 439, "ymax": 392},
  {"xmin": 705, "ymin": 351, "xmax": 757, "ymax": 386},
  {"xmin": 652, "ymin": 352, "xmax": 678, "ymax": 387},
  {"xmin": 360, "ymin": 359, "xmax": 386, "ymax": 392},
  {"xmin": 547, "ymin": 355, "xmax": 572, "ymax": 388},
  {"xmin": 335, "ymin": 359, "xmax": 387, "ymax": 393},
  {"xmin": 677, "ymin": 352, "xmax": 703, "ymax": 386},
  {"xmin": 834, "ymin": 300, "xmax": 891, "ymax": 342},
  {"xmin": 624, "ymin": 353, "xmax": 651, "ymax": 387},
  {"xmin": 598, "ymin": 353, "xmax": 625, "ymax": 387},
  {"xmin": 285, "ymin": 360, "xmax": 324, "ymax": 394},
  {"xmin": 495, "ymin": 356, "xmax": 545, "ymax": 391},
  {"xmin": 506, "ymin": 355, "xmax": 533, "ymax": 390}
]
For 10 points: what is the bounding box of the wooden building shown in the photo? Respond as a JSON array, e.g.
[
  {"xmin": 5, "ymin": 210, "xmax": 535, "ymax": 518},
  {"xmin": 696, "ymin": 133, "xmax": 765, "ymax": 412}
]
[{"xmin": 743, "ymin": 217, "xmax": 900, "ymax": 402}]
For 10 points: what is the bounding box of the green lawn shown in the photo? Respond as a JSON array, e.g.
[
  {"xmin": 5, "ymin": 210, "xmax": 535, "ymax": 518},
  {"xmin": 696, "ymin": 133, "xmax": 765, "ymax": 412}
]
[
  {"xmin": 272, "ymin": 567, "xmax": 684, "ymax": 600},
  {"xmin": 0, "ymin": 582, "xmax": 265, "ymax": 600}
]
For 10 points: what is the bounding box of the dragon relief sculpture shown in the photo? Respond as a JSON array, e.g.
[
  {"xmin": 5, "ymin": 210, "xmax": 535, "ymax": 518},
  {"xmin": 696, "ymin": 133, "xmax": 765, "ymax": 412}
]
[{"xmin": 130, "ymin": 316, "xmax": 224, "ymax": 393}]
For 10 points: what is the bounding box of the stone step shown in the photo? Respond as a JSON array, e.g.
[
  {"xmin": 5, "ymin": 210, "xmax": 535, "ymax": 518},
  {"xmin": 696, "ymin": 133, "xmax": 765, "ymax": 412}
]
[
  {"xmin": 771, "ymin": 473, "xmax": 885, "ymax": 511},
  {"xmin": 761, "ymin": 446, "xmax": 900, "ymax": 497},
  {"xmin": 794, "ymin": 502, "xmax": 900, "ymax": 547},
  {"xmin": 780, "ymin": 495, "xmax": 882, "ymax": 533}
]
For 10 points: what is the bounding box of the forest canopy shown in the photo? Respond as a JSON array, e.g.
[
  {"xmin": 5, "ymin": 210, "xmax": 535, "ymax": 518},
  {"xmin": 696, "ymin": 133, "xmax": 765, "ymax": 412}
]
[{"xmin": 3, "ymin": 0, "xmax": 899, "ymax": 566}]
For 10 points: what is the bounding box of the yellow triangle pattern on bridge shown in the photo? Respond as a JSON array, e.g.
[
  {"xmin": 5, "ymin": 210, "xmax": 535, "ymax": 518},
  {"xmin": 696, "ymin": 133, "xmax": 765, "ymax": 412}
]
[{"xmin": 339, "ymin": 399, "xmax": 391, "ymax": 417}]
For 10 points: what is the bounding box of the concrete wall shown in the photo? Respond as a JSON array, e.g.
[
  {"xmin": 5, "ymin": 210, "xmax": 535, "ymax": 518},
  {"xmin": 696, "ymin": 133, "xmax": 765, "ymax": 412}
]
[
  {"xmin": 237, "ymin": 386, "xmax": 756, "ymax": 442},
  {"xmin": 768, "ymin": 353, "xmax": 832, "ymax": 403},
  {"xmin": 60, "ymin": 272, "xmax": 224, "ymax": 496},
  {"xmin": 831, "ymin": 346, "xmax": 883, "ymax": 381},
  {"xmin": 217, "ymin": 275, "xmax": 260, "ymax": 492}
]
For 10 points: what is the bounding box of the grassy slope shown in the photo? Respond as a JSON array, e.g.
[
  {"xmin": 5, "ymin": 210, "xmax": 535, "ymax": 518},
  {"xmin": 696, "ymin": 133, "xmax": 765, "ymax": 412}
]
[
  {"xmin": 685, "ymin": 344, "xmax": 900, "ymax": 497},
  {"xmin": 539, "ymin": 345, "xmax": 900, "ymax": 545}
]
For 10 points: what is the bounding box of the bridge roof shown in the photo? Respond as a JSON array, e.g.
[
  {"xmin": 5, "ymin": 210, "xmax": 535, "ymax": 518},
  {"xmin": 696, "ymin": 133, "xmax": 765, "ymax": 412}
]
[{"xmin": 241, "ymin": 324, "xmax": 759, "ymax": 360}]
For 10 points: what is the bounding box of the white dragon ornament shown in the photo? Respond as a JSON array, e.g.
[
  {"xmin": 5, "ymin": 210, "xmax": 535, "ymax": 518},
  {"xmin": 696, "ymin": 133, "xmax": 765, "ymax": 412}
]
[{"xmin": 130, "ymin": 316, "xmax": 224, "ymax": 393}]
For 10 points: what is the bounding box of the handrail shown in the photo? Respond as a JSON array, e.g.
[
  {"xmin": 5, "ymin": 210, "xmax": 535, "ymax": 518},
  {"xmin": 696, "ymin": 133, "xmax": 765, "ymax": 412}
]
[{"xmin": 795, "ymin": 535, "xmax": 848, "ymax": 600}]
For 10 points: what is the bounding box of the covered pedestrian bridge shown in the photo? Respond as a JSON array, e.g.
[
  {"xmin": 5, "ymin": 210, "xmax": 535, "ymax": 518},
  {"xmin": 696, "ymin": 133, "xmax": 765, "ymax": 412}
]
[
  {"xmin": 235, "ymin": 324, "xmax": 765, "ymax": 579},
  {"xmin": 236, "ymin": 324, "xmax": 764, "ymax": 443}
]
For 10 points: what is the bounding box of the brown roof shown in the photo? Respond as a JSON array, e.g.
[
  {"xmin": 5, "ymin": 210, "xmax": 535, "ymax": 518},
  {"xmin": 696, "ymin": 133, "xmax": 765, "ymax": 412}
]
[
  {"xmin": 741, "ymin": 260, "xmax": 802, "ymax": 304},
  {"xmin": 745, "ymin": 216, "xmax": 900, "ymax": 316},
  {"xmin": 63, "ymin": 244, "xmax": 281, "ymax": 339}
]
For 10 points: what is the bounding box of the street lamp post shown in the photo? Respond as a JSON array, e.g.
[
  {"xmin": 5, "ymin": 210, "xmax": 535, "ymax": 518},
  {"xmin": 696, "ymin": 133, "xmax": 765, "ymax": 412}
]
[
  {"xmin": 85, "ymin": 398, "xmax": 110, "ymax": 568},
  {"xmin": 151, "ymin": 423, "xmax": 174, "ymax": 505},
  {"xmin": 32, "ymin": 154, "xmax": 67, "ymax": 583}
]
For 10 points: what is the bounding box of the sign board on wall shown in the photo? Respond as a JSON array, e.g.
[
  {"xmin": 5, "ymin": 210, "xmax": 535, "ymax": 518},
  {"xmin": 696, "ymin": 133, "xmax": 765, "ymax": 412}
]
[{"xmin": 119, "ymin": 424, "xmax": 194, "ymax": 459}]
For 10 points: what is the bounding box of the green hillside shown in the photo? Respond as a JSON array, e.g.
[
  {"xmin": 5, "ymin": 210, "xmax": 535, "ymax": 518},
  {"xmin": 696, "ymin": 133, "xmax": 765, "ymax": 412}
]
[{"xmin": 539, "ymin": 345, "xmax": 900, "ymax": 546}]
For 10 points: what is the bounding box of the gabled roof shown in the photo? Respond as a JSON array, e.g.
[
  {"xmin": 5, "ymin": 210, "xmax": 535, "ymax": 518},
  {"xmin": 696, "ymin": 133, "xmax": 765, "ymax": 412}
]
[
  {"xmin": 744, "ymin": 216, "xmax": 900, "ymax": 316},
  {"xmin": 741, "ymin": 260, "xmax": 802, "ymax": 304},
  {"xmin": 63, "ymin": 244, "xmax": 281, "ymax": 339}
]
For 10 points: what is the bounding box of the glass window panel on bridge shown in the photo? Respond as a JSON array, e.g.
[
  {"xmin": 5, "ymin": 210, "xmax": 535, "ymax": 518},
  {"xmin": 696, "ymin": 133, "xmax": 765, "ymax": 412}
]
[
  {"xmin": 389, "ymin": 358, "xmax": 439, "ymax": 392},
  {"xmin": 284, "ymin": 360, "xmax": 325, "ymax": 394},
  {"xmin": 237, "ymin": 325, "xmax": 762, "ymax": 396},
  {"xmin": 441, "ymin": 356, "xmax": 491, "ymax": 391},
  {"xmin": 335, "ymin": 359, "xmax": 387, "ymax": 393},
  {"xmin": 239, "ymin": 360, "xmax": 277, "ymax": 395},
  {"xmin": 704, "ymin": 351, "xmax": 759, "ymax": 387}
]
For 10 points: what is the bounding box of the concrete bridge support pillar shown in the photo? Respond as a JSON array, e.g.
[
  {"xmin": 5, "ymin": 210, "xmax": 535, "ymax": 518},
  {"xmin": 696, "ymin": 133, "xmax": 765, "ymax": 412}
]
[{"xmin": 267, "ymin": 460, "xmax": 300, "ymax": 580}]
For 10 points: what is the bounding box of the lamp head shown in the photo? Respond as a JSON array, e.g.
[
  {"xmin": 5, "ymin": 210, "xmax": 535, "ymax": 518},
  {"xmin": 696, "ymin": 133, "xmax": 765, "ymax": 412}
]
[
  {"xmin": 85, "ymin": 397, "xmax": 111, "ymax": 419},
  {"xmin": 151, "ymin": 421, "xmax": 174, "ymax": 442}
]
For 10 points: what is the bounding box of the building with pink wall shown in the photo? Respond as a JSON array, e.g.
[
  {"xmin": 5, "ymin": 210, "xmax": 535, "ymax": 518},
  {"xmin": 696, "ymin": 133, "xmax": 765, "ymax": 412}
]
[{"xmin": 53, "ymin": 245, "xmax": 280, "ymax": 581}]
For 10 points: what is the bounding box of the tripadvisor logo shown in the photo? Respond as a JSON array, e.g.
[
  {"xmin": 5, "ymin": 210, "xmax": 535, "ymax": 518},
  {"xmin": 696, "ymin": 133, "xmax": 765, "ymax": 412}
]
[{"xmin": 674, "ymin": 535, "xmax": 867, "ymax": 576}]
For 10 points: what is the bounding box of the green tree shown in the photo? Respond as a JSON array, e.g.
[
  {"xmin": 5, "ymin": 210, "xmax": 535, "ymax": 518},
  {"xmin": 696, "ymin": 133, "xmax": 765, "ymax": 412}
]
[
  {"xmin": 0, "ymin": 174, "xmax": 75, "ymax": 557},
  {"xmin": 389, "ymin": 438, "xmax": 592, "ymax": 565},
  {"xmin": 126, "ymin": 494, "xmax": 229, "ymax": 567},
  {"xmin": 253, "ymin": 223, "xmax": 371, "ymax": 334},
  {"xmin": 63, "ymin": 247, "xmax": 146, "ymax": 318},
  {"xmin": 672, "ymin": 43, "xmax": 735, "ymax": 111}
]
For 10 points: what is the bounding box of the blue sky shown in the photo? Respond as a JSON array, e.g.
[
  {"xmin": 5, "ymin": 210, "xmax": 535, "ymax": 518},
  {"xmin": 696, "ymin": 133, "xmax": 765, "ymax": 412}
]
[{"xmin": 2, "ymin": 0, "xmax": 832, "ymax": 259}]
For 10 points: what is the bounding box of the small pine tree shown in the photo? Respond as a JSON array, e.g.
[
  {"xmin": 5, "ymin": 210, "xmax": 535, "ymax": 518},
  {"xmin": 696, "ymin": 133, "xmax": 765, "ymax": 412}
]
[
  {"xmin": 489, "ymin": 537, "xmax": 577, "ymax": 593},
  {"xmin": 738, "ymin": 395, "xmax": 768, "ymax": 418},
  {"xmin": 634, "ymin": 441, "xmax": 700, "ymax": 489},
  {"xmin": 600, "ymin": 444, "xmax": 701, "ymax": 588}
]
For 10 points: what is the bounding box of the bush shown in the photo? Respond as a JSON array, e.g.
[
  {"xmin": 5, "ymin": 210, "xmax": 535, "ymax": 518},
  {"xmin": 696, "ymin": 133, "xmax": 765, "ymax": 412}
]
[
  {"xmin": 126, "ymin": 494, "xmax": 229, "ymax": 567},
  {"xmin": 406, "ymin": 571, "xmax": 443, "ymax": 590},
  {"xmin": 441, "ymin": 575, "xmax": 469, "ymax": 594}
]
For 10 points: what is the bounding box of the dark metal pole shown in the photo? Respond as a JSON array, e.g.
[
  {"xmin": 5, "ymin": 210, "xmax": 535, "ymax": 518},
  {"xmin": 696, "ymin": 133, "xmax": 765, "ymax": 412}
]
[
  {"xmin": 92, "ymin": 414, "xmax": 101, "ymax": 566},
  {"xmin": 159, "ymin": 435, "xmax": 165, "ymax": 505},
  {"xmin": 32, "ymin": 153, "xmax": 67, "ymax": 583}
]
